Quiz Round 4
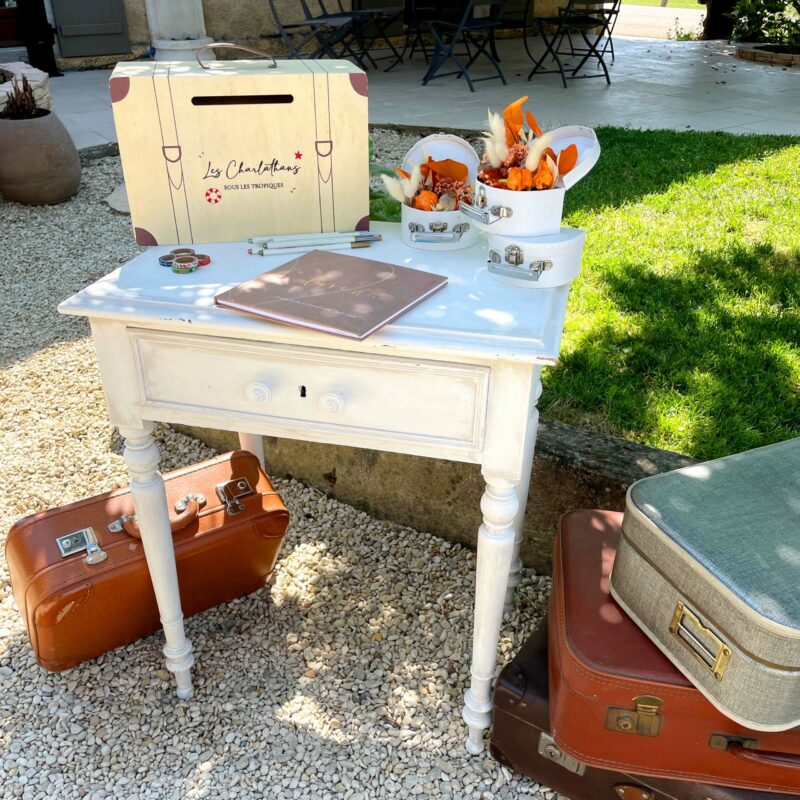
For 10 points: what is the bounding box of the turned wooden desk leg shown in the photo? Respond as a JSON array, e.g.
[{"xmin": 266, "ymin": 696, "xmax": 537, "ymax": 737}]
[
  {"xmin": 120, "ymin": 423, "xmax": 195, "ymax": 699},
  {"xmin": 238, "ymin": 432, "xmax": 265, "ymax": 471},
  {"xmin": 505, "ymin": 376, "xmax": 543, "ymax": 612},
  {"xmin": 463, "ymin": 477, "xmax": 519, "ymax": 754}
]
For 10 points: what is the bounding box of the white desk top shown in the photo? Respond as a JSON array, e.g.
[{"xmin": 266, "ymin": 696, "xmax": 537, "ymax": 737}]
[{"xmin": 59, "ymin": 222, "xmax": 571, "ymax": 365}]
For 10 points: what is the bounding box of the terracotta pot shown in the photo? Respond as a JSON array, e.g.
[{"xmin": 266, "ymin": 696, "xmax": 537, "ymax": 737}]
[{"xmin": 0, "ymin": 110, "xmax": 81, "ymax": 205}]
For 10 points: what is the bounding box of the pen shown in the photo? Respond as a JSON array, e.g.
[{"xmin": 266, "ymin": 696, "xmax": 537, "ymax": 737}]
[
  {"xmin": 248, "ymin": 231, "xmax": 382, "ymax": 246},
  {"xmin": 247, "ymin": 241, "xmax": 372, "ymax": 256}
]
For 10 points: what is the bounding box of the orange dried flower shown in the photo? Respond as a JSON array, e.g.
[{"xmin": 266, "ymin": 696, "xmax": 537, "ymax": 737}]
[
  {"xmin": 525, "ymin": 110, "xmax": 543, "ymax": 139},
  {"xmin": 503, "ymin": 95, "xmax": 528, "ymax": 148},
  {"xmin": 420, "ymin": 157, "xmax": 469, "ymax": 185},
  {"xmin": 507, "ymin": 167, "xmax": 534, "ymax": 191},
  {"xmin": 395, "ymin": 167, "xmax": 411, "ymax": 179},
  {"xmin": 557, "ymin": 144, "xmax": 578, "ymax": 176},
  {"xmin": 532, "ymin": 159, "xmax": 554, "ymax": 190},
  {"xmin": 413, "ymin": 190, "xmax": 439, "ymax": 211}
]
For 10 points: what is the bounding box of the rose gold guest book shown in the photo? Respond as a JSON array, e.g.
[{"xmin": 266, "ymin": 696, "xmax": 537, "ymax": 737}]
[{"xmin": 215, "ymin": 250, "xmax": 447, "ymax": 339}]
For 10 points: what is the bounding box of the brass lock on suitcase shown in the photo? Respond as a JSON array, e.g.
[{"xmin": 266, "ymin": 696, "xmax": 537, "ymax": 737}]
[{"xmin": 606, "ymin": 696, "xmax": 664, "ymax": 738}]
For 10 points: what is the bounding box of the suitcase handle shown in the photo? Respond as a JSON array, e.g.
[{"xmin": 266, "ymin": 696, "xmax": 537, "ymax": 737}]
[
  {"xmin": 196, "ymin": 42, "xmax": 277, "ymax": 70},
  {"xmin": 729, "ymin": 743, "xmax": 800, "ymax": 770},
  {"xmin": 113, "ymin": 495, "xmax": 205, "ymax": 540}
]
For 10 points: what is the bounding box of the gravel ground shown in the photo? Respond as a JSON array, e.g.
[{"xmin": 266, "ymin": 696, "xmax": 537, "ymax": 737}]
[
  {"xmin": 0, "ymin": 156, "xmax": 555, "ymax": 800},
  {"xmin": 370, "ymin": 127, "xmax": 483, "ymax": 178}
]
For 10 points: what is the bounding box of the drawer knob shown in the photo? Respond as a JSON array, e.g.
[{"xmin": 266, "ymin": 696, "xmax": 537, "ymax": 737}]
[
  {"xmin": 246, "ymin": 382, "xmax": 272, "ymax": 406},
  {"xmin": 319, "ymin": 391, "xmax": 345, "ymax": 416}
]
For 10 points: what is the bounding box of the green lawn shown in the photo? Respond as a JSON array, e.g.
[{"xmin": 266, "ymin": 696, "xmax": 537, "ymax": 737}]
[
  {"xmin": 370, "ymin": 129, "xmax": 800, "ymax": 461},
  {"xmin": 625, "ymin": 0, "xmax": 701, "ymax": 8}
]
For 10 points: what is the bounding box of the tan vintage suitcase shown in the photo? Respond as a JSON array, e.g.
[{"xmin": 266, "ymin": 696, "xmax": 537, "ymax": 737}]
[
  {"xmin": 110, "ymin": 46, "xmax": 369, "ymax": 245},
  {"xmin": 610, "ymin": 438, "xmax": 800, "ymax": 732},
  {"xmin": 5, "ymin": 451, "xmax": 289, "ymax": 671}
]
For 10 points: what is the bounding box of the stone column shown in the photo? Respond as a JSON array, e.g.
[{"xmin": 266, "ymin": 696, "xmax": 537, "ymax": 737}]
[{"xmin": 144, "ymin": 0, "xmax": 213, "ymax": 61}]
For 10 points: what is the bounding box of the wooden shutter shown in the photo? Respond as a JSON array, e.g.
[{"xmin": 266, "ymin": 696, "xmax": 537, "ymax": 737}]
[{"xmin": 51, "ymin": 0, "xmax": 130, "ymax": 57}]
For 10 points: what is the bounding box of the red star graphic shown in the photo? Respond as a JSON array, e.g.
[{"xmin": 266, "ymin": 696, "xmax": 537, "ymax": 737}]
[{"xmin": 294, "ymin": 151, "xmax": 303, "ymax": 160}]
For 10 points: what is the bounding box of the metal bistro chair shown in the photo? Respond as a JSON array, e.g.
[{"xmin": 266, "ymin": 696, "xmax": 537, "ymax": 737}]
[
  {"xmin": 402, "ymin": 0, "xmax": 460, "ymax": 63},
  {"xmin": 268, "ymin": 0, "xmax": 361, "ymax": 64},
  {"xmin": 317, "ymin": 0, "xmax": 405, "ymax": 71},
  {"xmin": 422, "ymin": 0, "xmax": 507, "ymax": 93},
  {"xmin": 556, "ymin": 0, "xmax": 620, "ymax": 65},
  {"xmin": 528, "ymin": 0, "xmax": 614, "ymax": 87},
  {"xmin": 489, "ymin": 0, "xmax": 537, "ymax": 63}
]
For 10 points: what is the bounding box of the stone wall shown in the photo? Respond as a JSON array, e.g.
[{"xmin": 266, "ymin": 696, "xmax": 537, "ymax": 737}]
[
  {"xmin": 179, "ymin": 419, "xmax": 694, "ymax": 575},
  {"xmin": 55, "ymin": 0, "xmax": 551, "ymax": 69},
  {"xmin": 56, "ymin": 0, "xmax": 355, "ymax": 68}
]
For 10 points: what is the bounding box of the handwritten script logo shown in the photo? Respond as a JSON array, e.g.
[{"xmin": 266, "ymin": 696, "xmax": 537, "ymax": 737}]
[
  {"xmin": 303, "ymin": 277, "xmax": 387, "ymax": 300},
  {"xmin": 203, "ymin": 159, "xmax": 301, "ymax": 181}
]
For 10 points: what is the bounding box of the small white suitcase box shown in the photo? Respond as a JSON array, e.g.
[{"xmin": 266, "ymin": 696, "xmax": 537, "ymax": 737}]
[
  {"xmin": 610, "ymin": 438, "xmax": 800, "ymax": 731},
  {"xmin": 486, "ymin": 227, "xmax": 585, "ymax": 288},
  {"xmin": 400, "ymin": 133, "xmax": 480, "ymax": 251},
  {"xmin": 460, "ymin": 125, "xmax": 600, "ymax": 238}
]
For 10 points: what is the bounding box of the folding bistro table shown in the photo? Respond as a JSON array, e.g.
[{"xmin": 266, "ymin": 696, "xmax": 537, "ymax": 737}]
[{"xmin": 59, "ymin": 222, "xmax": 572, "ymax": 754}]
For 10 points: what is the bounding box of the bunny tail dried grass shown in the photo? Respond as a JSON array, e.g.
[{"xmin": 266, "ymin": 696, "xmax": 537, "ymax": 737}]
[
  {"xmin": 402, "ymin": 164, "xmax": 422, "ymax": 200},
  {"xmin": 381, "ymin": 174, "xmax": 407, "ymax": 204},
  {"xmin": 483, "ymin": 110, "xmax": 508, "ymax": 168},
  {"xmin": 524, "ymin": 130, "xmax": 558, "ymax": 172}
]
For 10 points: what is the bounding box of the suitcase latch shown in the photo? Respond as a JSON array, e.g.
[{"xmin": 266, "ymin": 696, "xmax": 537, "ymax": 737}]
[
  {"xmin": 606, "ymin": 695, "xmax": 663, "ymax": 737},
  {"xmin": 56, "ymin": 527, "xmax": 108, "ymax": 565},
  {"xmin": 504, "ymin": 244, "xmax": 524, "ymax": 266},
  {"xmin": 215, "ymin": 478, "xmax": 254, "ymax": 515},
  {"xmin": 537, "ymin": 732, "xmax": 586, "ymax": 775}
]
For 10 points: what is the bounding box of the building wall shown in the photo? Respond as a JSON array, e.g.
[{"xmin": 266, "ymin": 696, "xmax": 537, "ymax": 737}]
[
  {"xmin": 54, "ymin": 0, "xmax": 548, "ymax": 69},
  {"xmin": 56, "ymin": 0, "xmax": 355, "ymax": 68}
]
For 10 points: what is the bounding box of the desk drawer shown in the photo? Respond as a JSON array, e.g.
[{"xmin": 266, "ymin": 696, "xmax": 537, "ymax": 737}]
[{"xmin": 131, "ymin": 330, "xmax": 489, "ymax": 453}]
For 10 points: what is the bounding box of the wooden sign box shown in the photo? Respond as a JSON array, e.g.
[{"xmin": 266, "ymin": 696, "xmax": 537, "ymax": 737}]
[{"xmin": 109, "ymin": 58, "xmax": 369, "ymax": 246}]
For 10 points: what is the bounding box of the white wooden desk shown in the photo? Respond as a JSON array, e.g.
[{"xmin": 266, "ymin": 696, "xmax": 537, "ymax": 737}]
[{"xmin": 59, "ymin": 222, "xmax": 571, "ymax": 754}]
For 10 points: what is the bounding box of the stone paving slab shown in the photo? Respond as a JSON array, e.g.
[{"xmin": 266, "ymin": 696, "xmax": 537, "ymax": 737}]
[{"xmin": 47, "ymin": 37, "xmax": 799, "ymax": 152}]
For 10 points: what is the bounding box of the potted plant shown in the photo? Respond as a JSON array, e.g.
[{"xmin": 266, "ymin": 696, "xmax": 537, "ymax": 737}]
[{"xmin": 0, "ymin": 75, "xmax": 81, "ymax": 205}]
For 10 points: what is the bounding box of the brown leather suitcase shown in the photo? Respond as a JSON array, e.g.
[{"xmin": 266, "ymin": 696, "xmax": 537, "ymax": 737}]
[
  {"xmin": 549, "ymin": 510, "xmax": 800, "ymax": 795},
  {"xmin": 5, "ymin": 451, "xmax": 289, "ymax": 671},
  {"xmin": 492, "ymin": 620, "xmax": 781, "ymax": 800}
]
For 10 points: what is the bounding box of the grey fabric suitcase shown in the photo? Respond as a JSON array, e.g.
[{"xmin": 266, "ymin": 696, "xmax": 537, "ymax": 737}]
[{"xmin": 609, "ymin": 438, "xmax": 800, "ymax": 731}]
